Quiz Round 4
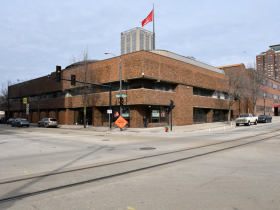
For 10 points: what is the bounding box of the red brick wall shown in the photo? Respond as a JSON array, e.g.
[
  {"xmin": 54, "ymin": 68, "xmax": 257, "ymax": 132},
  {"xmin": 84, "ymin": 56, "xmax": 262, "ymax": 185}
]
[
  {"xmin": 130, "ymin": 105, "xmax": 146, "ymax": 127},
  {"xmin": 32, "ymin": 112, "xmax": 38, "ymax": 123}
]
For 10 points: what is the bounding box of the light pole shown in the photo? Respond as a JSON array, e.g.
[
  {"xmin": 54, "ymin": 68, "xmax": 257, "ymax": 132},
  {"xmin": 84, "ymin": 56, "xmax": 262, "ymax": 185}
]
[
  {"xmin": 17, "ymin": 79, "xmax": 29, "ymax": 120},
  {"xmin": 105, "ymin": 52, "xmax": 122, "ymax": 116},
  {"xmin": 263, "ymin": 92, "xmax": 266, "ymax": 115}
]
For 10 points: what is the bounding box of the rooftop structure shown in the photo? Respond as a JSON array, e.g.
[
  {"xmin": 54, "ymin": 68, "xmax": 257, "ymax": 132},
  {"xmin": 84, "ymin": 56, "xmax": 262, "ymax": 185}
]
[{"xmin": 121, "ymin": 27, "xmax": 154, "ymax": 55}]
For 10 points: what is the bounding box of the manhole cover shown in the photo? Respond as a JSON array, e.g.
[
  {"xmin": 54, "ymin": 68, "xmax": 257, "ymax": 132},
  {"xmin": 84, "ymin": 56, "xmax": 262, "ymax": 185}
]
[
  {"xmin": 139, "ymin": 147, "xmax": 156, "ymax": 150},
  {"xmin": 102, "ymin": 139, "xmax": 110, "ymax": 141}
]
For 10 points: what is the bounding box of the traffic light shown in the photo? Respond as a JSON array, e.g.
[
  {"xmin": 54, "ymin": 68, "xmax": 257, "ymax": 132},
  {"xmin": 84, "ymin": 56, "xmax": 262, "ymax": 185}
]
[
  {"xmin": 166, "ymin": 107, "xmax": 170, "ymax": 114},
  {"xmin": 71, "ymin": 75, "xmax": 76, "ymax": 86},
  {"xmin": 170, "ymin": 100, "xmax": 175, "ymax": 109},
  {"xmin": 120, "ymin": 97, "xmax": 124, "ymax": 106},
  {"xmin": 56, "ymin": 66, "xmax": 61, "ymax": 83}
]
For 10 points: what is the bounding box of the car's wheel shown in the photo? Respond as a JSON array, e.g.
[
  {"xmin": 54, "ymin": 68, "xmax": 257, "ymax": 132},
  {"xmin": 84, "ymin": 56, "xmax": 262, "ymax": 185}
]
[
  {"xmin": 38, "ymin": 123, "xmax": 40, "ymax": 127},
  {"xmin": 254, "ymin": 120, "xmax": 257, "ymax": 125},
  {"xmin": 247, "ymin": 121, "xmax": 251, "ymax": 126},
  {"xmin": 27, "ymin": 125, "xmax": 29, "ymax": 127},
  {"xmin": 270, "ymin": 119, "xmax": 272, "ymax": 123},
  {"xmin": 236, "ymin": 123, "xmax": 239, "ymax": 126},
  {"xmin": 44, "ymin": 124, "xmax": 48, "ymax": 128},
  {"xmin": 265, "ymin": 119, "xmax": 267, "ymax": 123}
]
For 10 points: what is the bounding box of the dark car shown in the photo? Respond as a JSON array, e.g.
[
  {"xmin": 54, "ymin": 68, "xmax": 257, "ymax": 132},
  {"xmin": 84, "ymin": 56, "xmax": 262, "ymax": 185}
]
[
  {"xmin": 6, "ymin": 118, "xmax": 15, "ymax": 125},
  {"xmin": 11, "ymin": 118, "xmax": 30, "ymax": 127},
  {"xmin": 0, "ymin": 116, "xmax": 6, "ymax": 124},
  {"xmin": 38, "ymin": 118, "xmax": 58, "ymax": 128},
  {"xmin": 257, "ymin": 115, "xmax": 272, "ymax": 123}
]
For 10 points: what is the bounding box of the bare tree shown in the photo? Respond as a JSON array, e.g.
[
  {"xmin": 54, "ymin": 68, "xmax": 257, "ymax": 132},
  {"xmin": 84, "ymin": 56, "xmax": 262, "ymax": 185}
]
[
  {"xmin": 223, "ymin": 68, "xmax": 248, "ymax": 122},
  {"xmin": 246, "ymin": 67, "xmax": 263, "ymax": 116},
  {"xmin": 16, "ymin": 83, "xmax": 25, "ymax": 117},
  {"xmin": 34, "ymin": 90, "xmax": 44, "ymax": 123},
  {"xmin": 74, "ymin": 47, "xmax": 92, "ymax": 128},
  {"xmin": 1, "ymin": 80, "xmax": 12, "ymax": 118}
]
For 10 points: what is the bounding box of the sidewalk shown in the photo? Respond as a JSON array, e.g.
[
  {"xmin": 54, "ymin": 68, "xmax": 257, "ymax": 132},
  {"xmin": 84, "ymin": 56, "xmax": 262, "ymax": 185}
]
[
  {"xmin": 29, "ymin": 121, "xmax": 239, "ymax": 133},
  {"xmin": 30, "ymin": 116, "xmax": 280, "ymax": 133}
]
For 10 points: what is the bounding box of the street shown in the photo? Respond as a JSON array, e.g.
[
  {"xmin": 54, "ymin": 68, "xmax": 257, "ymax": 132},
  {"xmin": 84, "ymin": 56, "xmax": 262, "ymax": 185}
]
[{"xmin": 0, "ymin": 120, "xmax": 280, "ymax": 210}]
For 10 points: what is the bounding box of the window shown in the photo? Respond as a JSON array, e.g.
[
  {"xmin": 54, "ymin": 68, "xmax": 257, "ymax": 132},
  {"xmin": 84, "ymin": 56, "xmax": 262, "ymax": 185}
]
[{"xmin": 146, "ymin": 106, "xmax": 169, "ymax": 123}]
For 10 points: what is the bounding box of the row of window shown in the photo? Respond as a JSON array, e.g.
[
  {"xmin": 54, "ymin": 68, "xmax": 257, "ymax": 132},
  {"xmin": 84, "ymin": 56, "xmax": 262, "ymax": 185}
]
[
  {"xmin": 256, "ymin": 105, "xmax": 273, "ymax": 112},
  {"xmin": 193, "ymin": 87, "xmax": 229, "ymax": 99},
  {"xmin": 11, "ymin": 80, "xmax": 176, "ymax": 103},
  {"xmin": 261, "ymin": 79, "xmax": 280, "ymax": 90}
]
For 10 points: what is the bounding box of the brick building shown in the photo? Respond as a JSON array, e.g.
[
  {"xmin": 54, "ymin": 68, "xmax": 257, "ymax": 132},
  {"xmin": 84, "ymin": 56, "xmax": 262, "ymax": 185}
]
[
  {"xmin": 3, "ymin": 50, "xmax": 236, "ymax": 127},
  {"xmin": 256, "ymin": 44, "xmax": 280, "ymax": 80},
  {"xmin": 218, "ymin": 63, "xmax": 280, "ymax": 117}
]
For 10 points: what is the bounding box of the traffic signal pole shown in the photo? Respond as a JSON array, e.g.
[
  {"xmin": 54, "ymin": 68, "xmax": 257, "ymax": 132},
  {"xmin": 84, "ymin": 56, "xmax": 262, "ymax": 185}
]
[{"xmin": 171, "ymin": 105, "xmax": 173, "ymax": 131}]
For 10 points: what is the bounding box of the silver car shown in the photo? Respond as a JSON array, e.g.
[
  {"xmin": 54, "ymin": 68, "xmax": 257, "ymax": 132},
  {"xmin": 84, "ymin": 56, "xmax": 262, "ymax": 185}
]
[{"xmin": 38, "ymin": 118, "xmax": 58, "ymax": 128}]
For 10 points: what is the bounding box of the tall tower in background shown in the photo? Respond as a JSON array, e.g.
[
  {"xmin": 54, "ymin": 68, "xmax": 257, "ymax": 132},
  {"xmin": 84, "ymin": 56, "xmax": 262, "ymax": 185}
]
[
  {"xmin": 256, "ymin": 44, "xmax": 280, "ymax": 80},
  {"xmin": 121, "ymin": 27, "xmax": 155, "ymax": 55}
]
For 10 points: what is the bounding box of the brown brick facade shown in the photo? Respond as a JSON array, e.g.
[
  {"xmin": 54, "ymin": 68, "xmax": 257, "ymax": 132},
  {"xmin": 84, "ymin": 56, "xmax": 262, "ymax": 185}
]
[{"xmin": 3, "ymin": 50, "xmax": 238, "ymax": 127}]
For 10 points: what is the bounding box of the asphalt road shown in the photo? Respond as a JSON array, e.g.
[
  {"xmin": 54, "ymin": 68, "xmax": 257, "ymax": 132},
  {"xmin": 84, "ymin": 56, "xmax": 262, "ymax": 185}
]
[{"xmin": 0, "ymin": 121, "xmax": 279, "ymax": 209}]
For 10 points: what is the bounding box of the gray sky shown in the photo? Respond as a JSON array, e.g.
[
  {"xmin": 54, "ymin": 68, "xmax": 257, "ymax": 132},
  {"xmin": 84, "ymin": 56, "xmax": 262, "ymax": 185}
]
[{"xmin": 1, "ymin": 0, "xmax": 279, "ymax": 87}]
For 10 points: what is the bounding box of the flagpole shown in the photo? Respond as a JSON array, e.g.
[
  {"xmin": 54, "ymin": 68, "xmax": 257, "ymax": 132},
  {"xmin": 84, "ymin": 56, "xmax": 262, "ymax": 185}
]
[{"xmin": 153, "ymin": 3, "xmax": 155, "ymax": 49}]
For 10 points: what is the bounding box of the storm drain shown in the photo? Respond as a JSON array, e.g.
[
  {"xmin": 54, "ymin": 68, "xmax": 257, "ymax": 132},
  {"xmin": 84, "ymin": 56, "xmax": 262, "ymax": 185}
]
[{"xmin": 139, "ymin": 147, "xmax": 156, "ymax": 150}]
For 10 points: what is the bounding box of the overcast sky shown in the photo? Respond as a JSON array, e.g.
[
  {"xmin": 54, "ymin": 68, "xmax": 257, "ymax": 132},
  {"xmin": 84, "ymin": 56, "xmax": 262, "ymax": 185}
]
[{"xmin": 1, "ymin": 0, "xmax": 279, "ymax": 87}]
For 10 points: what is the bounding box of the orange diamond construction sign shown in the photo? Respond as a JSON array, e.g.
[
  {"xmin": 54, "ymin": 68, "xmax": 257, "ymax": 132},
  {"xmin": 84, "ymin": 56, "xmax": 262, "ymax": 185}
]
[{"xmin": 115, "ymin": 116, "xmax": 128, "ymax": 129}]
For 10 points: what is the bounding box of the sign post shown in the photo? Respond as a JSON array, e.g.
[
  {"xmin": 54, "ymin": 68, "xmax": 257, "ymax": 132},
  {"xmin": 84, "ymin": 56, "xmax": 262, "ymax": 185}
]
[{"xmin": 26, "ymin": 103, "xmax": 29, "ymax": 115}]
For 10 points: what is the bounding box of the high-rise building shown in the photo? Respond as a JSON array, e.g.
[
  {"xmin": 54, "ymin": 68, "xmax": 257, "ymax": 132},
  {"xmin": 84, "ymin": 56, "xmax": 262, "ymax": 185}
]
[
  {"xmin": 121, "ymin": 27, "xmax": 154, "ymax": 55},
  {"xmin": 256, "ymin": 44, "xmax": 280, "ymax": 80}
]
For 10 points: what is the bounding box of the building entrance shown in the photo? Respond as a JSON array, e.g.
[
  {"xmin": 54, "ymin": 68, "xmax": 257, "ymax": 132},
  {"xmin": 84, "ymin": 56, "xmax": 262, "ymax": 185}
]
[{"xmin": 74, "ymin": 107, "xmax": 92, "ymax": 125}]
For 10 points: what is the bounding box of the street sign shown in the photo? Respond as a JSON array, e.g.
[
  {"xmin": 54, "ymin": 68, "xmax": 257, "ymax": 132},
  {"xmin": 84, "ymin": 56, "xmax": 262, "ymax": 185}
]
[
  {"xmin": 107, "ymin": 109, "xmax": 112, "ymax": 114},
  {"xmin": 115, "ymin": 116, "xmax": 128, "ymax": 129},
  {"xmin": 116, "ymin": 95, "xmax": 127, "ymax": 97},
  {"xmin": 23, "ymin": 98, "xmax": 27, "ymax": 104},
  {"xmin": 26, "ymin": 103, "xmax": 29, "ymax": 115}
]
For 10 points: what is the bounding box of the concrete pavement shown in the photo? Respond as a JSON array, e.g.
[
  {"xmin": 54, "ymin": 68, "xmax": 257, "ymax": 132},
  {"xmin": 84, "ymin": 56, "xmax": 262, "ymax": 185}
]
[{"xmin": 29, "ymin": 116, "xmax": 280, "ymax": 133}]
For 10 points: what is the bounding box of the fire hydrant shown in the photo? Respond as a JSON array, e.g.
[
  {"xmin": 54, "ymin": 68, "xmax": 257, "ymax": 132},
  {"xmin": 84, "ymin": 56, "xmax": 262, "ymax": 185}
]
[{"xmin": 165, "ymin": 126, "xmax": 169, "ymax": 132}]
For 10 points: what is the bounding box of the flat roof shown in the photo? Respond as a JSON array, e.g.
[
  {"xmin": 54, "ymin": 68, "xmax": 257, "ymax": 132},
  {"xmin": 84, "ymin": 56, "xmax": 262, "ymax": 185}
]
[
  {"xmin": 217, "ymin": 63, "xmax": 244, "ymax": 69},
  {"xmin": 149, "ymin": 50, "xmax": 224, "ymax": 75},
  {"xmin": 269, "ymin": 44, "xmax": 280, "ymax": 47}
]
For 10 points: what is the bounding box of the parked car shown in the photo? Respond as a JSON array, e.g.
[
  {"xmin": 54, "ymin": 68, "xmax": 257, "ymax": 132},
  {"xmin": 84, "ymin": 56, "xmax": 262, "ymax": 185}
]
[
  {"xmin": 6, "ymin": 118, "xmax": 15, "ymax": 125},
  {"xmin": 0, "ymin": 116, "xmax": 6, "ymax": 124},
  {"xmin": 257, "ymin": 115, "xmax": 272, "ymax": 123},
  {"xmin": 38, "ymin": 118, "xmax": 58, "ymax": 128},
  {"xmin": 11, "ymin": 118, "xmax": 30, "ymax": 127},
  {"xmin": 236, "ymin": 113, "xmax": 258, "ymax": 126}
]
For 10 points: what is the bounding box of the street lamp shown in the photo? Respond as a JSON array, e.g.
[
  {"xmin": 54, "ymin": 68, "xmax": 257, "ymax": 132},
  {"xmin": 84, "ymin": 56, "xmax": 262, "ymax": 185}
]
[
  {"xmin": 263, "ymin": 92, "xmax": 266, "ymax": 115},
  {"xmin": 17, "ymin": 79, "xmax": 29, "ymax": 120},
  {"xmin": 105, "ymin": 52, "xmax": 122, "ymax": 116}
]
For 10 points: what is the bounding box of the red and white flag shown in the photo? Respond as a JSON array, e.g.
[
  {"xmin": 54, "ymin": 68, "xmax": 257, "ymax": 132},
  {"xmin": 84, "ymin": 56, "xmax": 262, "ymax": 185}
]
[{"xmin": 142, "ymin": 10, "xmax": 153, "ymax": 27}]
